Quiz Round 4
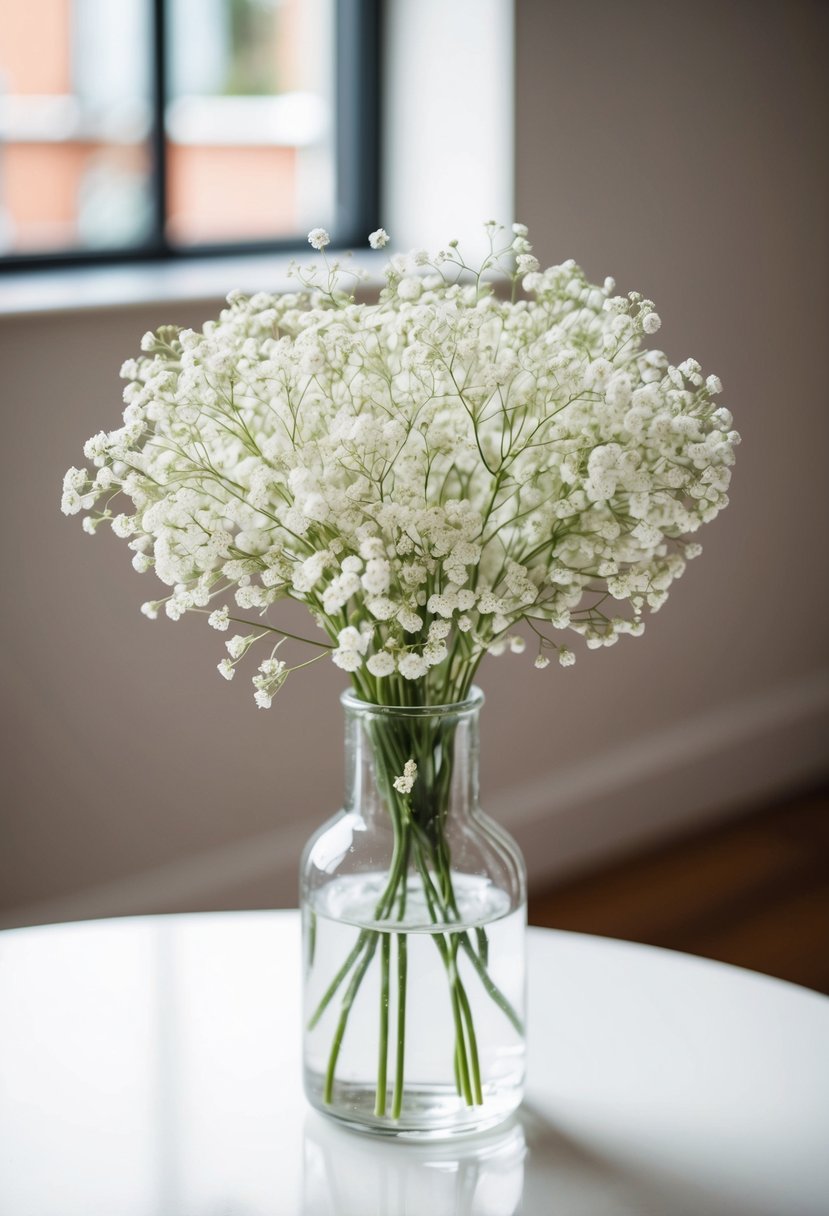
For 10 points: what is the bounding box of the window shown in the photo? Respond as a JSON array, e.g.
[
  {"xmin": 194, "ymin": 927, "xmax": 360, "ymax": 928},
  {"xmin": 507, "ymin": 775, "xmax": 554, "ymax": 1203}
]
[{"xmin": 0, "ymin": 0, "xmax": 379, "ymax": 269}]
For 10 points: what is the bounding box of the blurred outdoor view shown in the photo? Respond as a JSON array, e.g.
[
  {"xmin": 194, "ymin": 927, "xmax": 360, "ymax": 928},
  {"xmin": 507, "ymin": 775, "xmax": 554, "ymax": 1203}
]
[{"xmin": 0, "ymin": 0, "xmax": 335, "ymax": 256}]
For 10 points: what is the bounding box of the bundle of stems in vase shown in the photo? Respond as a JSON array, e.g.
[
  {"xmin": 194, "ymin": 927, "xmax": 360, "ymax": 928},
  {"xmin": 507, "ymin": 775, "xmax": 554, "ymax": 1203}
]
[{"xmin": 305, "ymin": 700, "xmax": 524, "ymax": 1118}]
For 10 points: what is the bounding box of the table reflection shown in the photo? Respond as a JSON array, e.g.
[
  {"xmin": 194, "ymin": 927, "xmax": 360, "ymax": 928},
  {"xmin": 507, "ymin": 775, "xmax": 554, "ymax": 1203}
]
[{"xmin": 303, "ymin": 1112, "xmax": 526, "ymax": 1216}]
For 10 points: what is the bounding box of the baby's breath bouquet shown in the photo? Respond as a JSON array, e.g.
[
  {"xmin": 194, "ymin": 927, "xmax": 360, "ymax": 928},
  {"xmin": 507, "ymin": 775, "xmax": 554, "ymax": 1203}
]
[{"xmin": 63, "ymin": 222, "xmax": 738, "ymax": 1133}]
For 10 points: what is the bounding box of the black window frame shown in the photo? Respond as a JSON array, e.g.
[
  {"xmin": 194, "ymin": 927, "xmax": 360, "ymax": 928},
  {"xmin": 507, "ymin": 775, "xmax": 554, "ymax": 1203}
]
[{"xmin": 0, "ymin": 0, "xmax": 380, "ymax": 273}]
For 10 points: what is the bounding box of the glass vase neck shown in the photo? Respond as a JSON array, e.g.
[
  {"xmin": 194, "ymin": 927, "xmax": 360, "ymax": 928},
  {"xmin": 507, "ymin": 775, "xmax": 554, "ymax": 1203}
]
[{"xmin": 341, "ymin": 687, "xmax": 484, "ymax": 825}]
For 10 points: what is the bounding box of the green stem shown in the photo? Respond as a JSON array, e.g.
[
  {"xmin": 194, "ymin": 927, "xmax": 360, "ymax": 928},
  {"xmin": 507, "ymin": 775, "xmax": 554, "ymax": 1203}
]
[
  {"xmin": 375, "ymin": 933, "xmax": 391, "ymax": 1115},
  {"xmin": 323, "ymin": 933, "xmax": 380, "ymax": 1104},
  {"xmin": 459, "ymin": 933, "xmax": 524, "ymax": 1035},
  {"xmin": 410, "ymin": 822, "xmax": 522, "ymax": 1035},
  {"xmin": 455, "ymin": 960, "xmax": 483, "ymax": 1105},
  {"xmin": 412, "ymin": 836, "xmax": 480, "ymax": 1106},
  {"xmin": 391, "ymin": 933, "xmax": 407, "ymax": 1120},
  {"xmin": 307, "ymin": 814, "xmax": 410, "ymax": 1031},
  {"xmin": 307, "ymin": 929, "xmax": 369, "ymax": 1031},
  {"xmin": 449, "ymin": 974, "xmax": 474, "ymax": 1105}
]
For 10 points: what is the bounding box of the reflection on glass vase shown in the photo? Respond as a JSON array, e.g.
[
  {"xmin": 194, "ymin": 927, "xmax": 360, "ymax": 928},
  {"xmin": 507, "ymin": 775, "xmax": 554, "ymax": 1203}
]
[{"xmin": 300, "ymin": 688, "xmax": 527, "ymax": 1138}]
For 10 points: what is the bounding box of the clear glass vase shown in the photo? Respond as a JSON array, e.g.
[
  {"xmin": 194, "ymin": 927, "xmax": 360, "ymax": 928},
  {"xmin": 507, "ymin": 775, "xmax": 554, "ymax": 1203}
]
[{"xmin": 300, "ymin": 687, "xmax": 527, "ymax": 1139}]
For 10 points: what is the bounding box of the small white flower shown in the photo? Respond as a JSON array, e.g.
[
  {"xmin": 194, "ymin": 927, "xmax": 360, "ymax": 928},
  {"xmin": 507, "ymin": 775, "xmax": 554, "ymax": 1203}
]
[
  {"xmin": 367, "ymin": 651, "xmax": 395, "ymax": 677},
  {"xmin": 368, "ymin": 228, "xmax": 389, "ymax": 250},
  {"xmin": 397, "ymin": 652, "xmax": 429, "ymax": 680},
  {"xmin": 398, "ymin": 607, "xmax": 423, "ymax": 633},
  {"xmin": 332, "ymin": 648, "xmax": 362, "ymax": 671},
  {"xmin": 226, "ymin": 634, "xmax": 248, "ymax": 660},
  {"xmin": 516, "ymin": 253, "xmax": 539, "ymax": 274},
  {"xmin": 208, "ymin": 606, "xmax": 230, "ymax": 631},
  {"xmin": 393, "ymin": 759, "xmax": 418, "ymax": 794},
  {"xmin": 300, "ymin": 346, "xmax": 325, "ymax": 375},
  {"xmin": 111, "ymin": 514, "xmax": 135, "ymax": 539},
  {"xmin": 367, "ymin": 596, "xmax": 397, "ymax": 621},
  {"xmin": 337, "ymin": 625, "xmax": 364, "ymax": 652},
  {"xmin": 428, "ymin": 620, "xmax": 451, "ymax": 641},
  {"xmin": 60, "ymin": 489, "xmax": 82, "ymax": 515},
  {"xmin": 361, "ymin": 558, "xmax": 391, "ymax": 596},
  {"xmin": 252, "ymin": 657, "xmax": 287, "ymax": 706},
  {"xmin": 534, "ymin": 655, "xmax": 550, "ymax": 669},
  {"xmin": 217, "ymin": 658, "xmax": 235, "ymax": 681},
  {"xmin": 307, "ymin": 227, "xmax": 330, "ymax": 250},
  {"xmin": 642, "ymin": 311, "xmax": 662, "ymax": 334},
  {"xmin": 706, "ymin": 374, "xmax": 723, "ymax": 395},
  {"xmin": 397, "ymin": 276, "xmax": 422, "ymax": 301},
  {"xmin": 558, "ymin": 647, "xmax": 576, "ymax": 667},
  {"xmin": 427, "ymin": 592, "xmax": 457, "ymax": 619},
  {"xmin": 477, "ymin": 592, "xmax": 501, "ymax": 615},
  {"xmin": 423, "ymin": 639, "xmax": 447, "ymax": 666}
]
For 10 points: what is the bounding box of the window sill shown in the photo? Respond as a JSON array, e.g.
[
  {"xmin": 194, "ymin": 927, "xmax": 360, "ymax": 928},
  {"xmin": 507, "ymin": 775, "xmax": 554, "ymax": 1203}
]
[{"xmin": 0, "ymin": 251, "xmax": 384, "ymax": 319}]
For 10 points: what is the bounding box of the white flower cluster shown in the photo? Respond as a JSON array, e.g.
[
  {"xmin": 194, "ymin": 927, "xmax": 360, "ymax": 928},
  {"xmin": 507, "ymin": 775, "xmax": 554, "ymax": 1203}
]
[
  {"xmin": 63, "ymin": 225, "xmax": 738, "ymax": 705},
  {"xmin": 393, "ymin": 759, "xmax": 418, "ymax": 795}
]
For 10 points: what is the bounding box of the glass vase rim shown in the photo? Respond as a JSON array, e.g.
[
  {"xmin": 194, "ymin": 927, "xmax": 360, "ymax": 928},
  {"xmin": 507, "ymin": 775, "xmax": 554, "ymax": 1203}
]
[{"xmin": 340, "ymin": 685, "xmax": 485, "ymax": 719}]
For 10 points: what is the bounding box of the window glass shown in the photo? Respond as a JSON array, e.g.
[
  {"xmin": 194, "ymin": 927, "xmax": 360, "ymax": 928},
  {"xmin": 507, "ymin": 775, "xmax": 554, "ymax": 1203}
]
[
  {"xmin": 0, "ymin": 0, "xmax": 154, "ymax": 255},
  {"xmin": 165, "ymin": 0, "xmax": 335, "ymax": 247},
  {"xmin": 0, "ymin": 0, "xmax": 340, "ymax": 261}
]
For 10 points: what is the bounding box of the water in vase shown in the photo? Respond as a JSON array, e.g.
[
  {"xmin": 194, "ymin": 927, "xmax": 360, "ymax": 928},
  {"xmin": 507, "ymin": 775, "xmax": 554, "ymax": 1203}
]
[{"xmin": 303, "ymin": 871, "xmax": 526, "ymax": 1137}]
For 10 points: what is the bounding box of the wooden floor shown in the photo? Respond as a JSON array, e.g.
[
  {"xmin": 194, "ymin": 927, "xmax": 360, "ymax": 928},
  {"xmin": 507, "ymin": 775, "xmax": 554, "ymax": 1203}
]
[{"xmin": 528, "ymin": 784, "xmax": 829, "ymax": 994}]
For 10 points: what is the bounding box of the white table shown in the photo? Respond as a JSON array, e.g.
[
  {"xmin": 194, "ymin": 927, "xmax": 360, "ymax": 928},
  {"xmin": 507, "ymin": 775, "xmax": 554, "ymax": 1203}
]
[{"xmin": 0, "ymin": 911, "xmax": 827, "ymax": 1215}]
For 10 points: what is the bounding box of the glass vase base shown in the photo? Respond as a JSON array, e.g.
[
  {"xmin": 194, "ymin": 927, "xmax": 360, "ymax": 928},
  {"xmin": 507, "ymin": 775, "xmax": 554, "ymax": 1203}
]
[{"xmin": 304, "ymin": 1069, "xmax": 523, "ymax": 1140}]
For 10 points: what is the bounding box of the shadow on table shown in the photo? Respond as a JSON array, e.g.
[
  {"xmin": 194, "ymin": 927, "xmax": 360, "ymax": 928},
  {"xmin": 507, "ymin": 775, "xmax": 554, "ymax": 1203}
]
[
  {"xmin": 302, "ymin": 1103, "xmax": 760, "ymax": 1216},
  {"xmin": 520, "ymin": 1104, "xmax": 762, "ymax": 1216}
]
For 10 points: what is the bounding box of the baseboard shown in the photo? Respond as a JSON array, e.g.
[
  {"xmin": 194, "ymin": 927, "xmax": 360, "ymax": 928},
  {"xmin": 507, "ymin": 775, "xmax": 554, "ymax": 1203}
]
[
  {"xmin": 3, "ymin": 671, "xmax": 827, "ymax": 930},
  {"xmin": 500, "ymin": 669, "xmax": 829, "ymax": 889}
]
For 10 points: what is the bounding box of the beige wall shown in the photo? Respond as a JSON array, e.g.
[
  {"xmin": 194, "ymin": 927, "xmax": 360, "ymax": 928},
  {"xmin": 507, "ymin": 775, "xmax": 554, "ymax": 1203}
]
[
  {"xmin": 510, "ymin": 0, "xmax": 829, "ymax": 834},
  {"xmin": 1, "ymin": 0, "xmax": 828, "ymax": 926}
]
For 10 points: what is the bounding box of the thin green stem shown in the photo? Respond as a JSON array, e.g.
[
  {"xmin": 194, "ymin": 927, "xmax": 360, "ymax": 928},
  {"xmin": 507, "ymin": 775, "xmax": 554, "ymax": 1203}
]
[
  {"xmin": 459, "ymin": 934, "xmax": 524, "ymax": 1035},
  {"xmin": 411, "ymin": 834, "xmax": 480, "ymax": 1106},
  {"xmin": 307, "ymin": 808, "xmax": 410, "ymax": 1030},
  {"xmin": 375, "ymin": 933, "xmax": 391, "ymax": 1115},
  {"xmin": 323, "ymin": 933, "xmax": 379, "ymax": 1104},
  {"xmin": 449, "ymin": 975, "xmax": 474, "ymax": 1105},
  {"xmin": 455, "ymin": 963, "xmax": 483, "ymax": 1105},
  {"xmin": 391, "ymin": 933, "xmax": 407, "ymax": 1119},
  {"xmin": 307, "ymin": 929, "xmax": 369, "ymax": 1031}
]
